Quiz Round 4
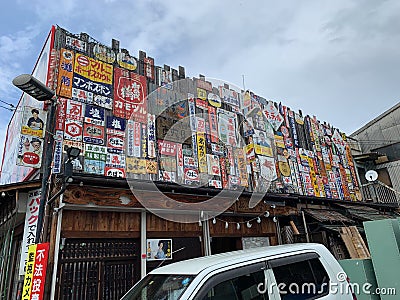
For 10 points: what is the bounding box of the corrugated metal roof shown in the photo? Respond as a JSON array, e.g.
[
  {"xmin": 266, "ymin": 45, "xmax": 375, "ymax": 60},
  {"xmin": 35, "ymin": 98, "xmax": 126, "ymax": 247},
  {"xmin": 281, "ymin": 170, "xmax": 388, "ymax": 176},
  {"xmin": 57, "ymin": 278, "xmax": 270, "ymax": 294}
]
[
  {"xmin": 335, "ymin": 203, "xmax": 400, "ymax": 221},
  {"xmin": 303, "ymin": 209, "xmax": 354, "ymax": 224}
]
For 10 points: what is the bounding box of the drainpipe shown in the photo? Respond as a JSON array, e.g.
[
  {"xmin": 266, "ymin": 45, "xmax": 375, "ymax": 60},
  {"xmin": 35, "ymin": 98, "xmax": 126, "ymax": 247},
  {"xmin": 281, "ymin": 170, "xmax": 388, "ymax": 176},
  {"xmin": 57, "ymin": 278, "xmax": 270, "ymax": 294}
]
[
  {"xmin": 141, "ymin": 211, "xmax": 147, "ymax": 279},
  {"xmin": 301, "ymin": 211, "xmax": 310, "ymax": 243}
]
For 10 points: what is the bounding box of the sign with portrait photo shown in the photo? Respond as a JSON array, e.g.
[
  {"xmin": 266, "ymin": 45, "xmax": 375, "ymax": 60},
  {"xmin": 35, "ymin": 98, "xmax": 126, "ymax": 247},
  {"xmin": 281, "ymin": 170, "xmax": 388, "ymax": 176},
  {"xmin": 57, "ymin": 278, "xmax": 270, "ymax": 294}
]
[
  {"xmin": 146, "ymin": 239, "xmax": 172, "ymax": 261},
  {"xmin": 21, "ymin": 106, "xmax": 47, "ymax": 138}
]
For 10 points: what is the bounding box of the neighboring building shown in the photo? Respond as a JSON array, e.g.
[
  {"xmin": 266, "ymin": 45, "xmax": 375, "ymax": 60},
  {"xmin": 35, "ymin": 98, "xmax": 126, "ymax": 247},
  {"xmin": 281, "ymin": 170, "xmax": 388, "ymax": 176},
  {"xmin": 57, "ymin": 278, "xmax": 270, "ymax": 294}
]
[
  {"xmin": 0, "ymin": 25, "xmax": 398, "ymax": 299},
  {"xmin": 350, "ymin": 102, "xmax": 400, "ymax": 205}
]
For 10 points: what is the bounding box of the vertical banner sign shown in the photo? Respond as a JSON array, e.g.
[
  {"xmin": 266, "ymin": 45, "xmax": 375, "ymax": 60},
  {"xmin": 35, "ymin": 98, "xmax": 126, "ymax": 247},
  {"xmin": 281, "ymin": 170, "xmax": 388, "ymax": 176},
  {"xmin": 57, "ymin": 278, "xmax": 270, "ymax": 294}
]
[
  {"xmin": 114, "ymin": 67, "xmax": 147, "ymax": 121},
  {"xmin": 55, "ymin": 98, "xmax": 67, "ymax": 131},
  {"xmin": 126, "ymin": 121, "xmax": 134, "ymax": 157},
  {"xmin": 144, "ymin": 57, "xmax": 155, "ymax": 81},
  {"xmin": 236, "ymin": 148, "xmax": 248, "ymax": 186},
  {"xmin": 57, "ymin": 48, "xmax": 74, "ymax": 98},
  {"xmin": 177, "ymin": 143, "xmax": 184, "ymax": 181},
  {"xmin": 21, "ymin": 244, "xmax": 36, "ymax": 300},
  {"xmin": 196, "ymin": 133, "xmax": 207, "ymax": 173},
  {"xmin": 141, "ymin": 123, "xmax": 148, "ymax": 158},
  {"xmin": 47, "ymin": 47, "xmax": 58, "ymax": 90},
  {"xmin": 19, "ymin": 189, "xmax": 41, "ymax": 275},
  {"xmin": 22, "ymin": 243, "xmax": 50, "ymax": 300},
  {"xmin": 191, "ymin": 133, "xmax": 198, "ymax": 167},
  {"xmin": 147, "ymin": 114, "xmax": 156, "ymax": 158},
  {"xmin": 227, "ymin": 146, "xmax": 235, "ymax": 175},
  {"xmin": 133, "ymin": 121, "xmax": 142, "ymax": 157},
  {"xmin": 188, "ymin": 94, "xmax": 197, "ymax": 131},
  {"xmin": 220, "ymin": 157, "xmax": 228, "ymax": 188},
  {"xmin": 208, "ymin": 106, "xmax": 219, "ymax": 143},
  {"xmin": 52, "ymin": 130, "xmax": 64, "ymax": 173},
  {"xmin": 288, "ymin": 110, "xmax": 299, "ymax": 147}
]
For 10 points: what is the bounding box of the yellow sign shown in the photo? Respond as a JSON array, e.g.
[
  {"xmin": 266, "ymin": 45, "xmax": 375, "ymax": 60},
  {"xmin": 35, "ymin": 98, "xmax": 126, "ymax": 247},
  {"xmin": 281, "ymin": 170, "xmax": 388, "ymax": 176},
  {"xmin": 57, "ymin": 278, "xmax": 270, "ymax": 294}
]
[
  {"xmin": 146, "ymin": 160, "xmax": 158, "ymax": 174},
  {"xmin": 74, "ymin": 53, "xmax": 113, "ymax": 85},
  {"xmin": 197, "ymin": 88, "xmax": 207, "ymax": 101},
  {"xmin": 278, "ymin": 161, "xmax": 291, "ymax": 177},
  {"xmin": 236, "ymin": 148, "xmax": 248, "ymax": 187},
  {"xmin": 254, "ymin": 144, "xmax": 273, "ymax": 157},
  {"xmin": 196, "ymin": 133, "xmax": 207, "ymax": 173},
  {"xmin": 126, "ymin": 157, "xmax": 146, "ymax": 174},
  {"xmin": 22, "ymin": 244, "xmax": 37, "ymax": 300}
]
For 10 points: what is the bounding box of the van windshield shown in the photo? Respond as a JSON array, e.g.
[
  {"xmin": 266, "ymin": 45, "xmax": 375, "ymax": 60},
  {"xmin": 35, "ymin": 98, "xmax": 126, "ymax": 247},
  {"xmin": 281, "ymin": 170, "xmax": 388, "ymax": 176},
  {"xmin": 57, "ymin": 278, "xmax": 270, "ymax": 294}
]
[{"xmin": 121, "ymin": 274, "xmax": 195, "ymax": 300}]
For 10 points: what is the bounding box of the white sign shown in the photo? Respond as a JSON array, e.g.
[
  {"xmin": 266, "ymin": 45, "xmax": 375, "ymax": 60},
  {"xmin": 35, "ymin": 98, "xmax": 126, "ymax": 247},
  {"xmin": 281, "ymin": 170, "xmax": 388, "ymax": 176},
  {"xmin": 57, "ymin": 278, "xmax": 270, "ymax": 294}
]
[{"xmin": 19, "ymin": 189, "xmax": 41, "ymax": 275}]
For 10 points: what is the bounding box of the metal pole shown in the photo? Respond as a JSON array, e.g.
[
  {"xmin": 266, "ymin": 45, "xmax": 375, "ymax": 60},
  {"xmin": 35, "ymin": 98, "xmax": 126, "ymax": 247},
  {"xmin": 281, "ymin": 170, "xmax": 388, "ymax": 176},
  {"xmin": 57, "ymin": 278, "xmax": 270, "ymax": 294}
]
[
  {"xmin": 49, "ymin": 198, "xmax": 64, "ymax": 300},
  {"xmin": 35, "ymin": 99, "xmax": 57, "ymax": 244}
]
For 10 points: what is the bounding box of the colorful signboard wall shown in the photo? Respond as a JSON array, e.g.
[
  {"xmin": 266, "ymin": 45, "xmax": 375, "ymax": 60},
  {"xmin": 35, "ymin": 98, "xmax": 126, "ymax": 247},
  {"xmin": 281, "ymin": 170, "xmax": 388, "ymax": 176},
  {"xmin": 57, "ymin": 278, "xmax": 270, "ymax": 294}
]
[{"xmin": 1, "ymin": 26, "xmax": 360, "ymax": 202}]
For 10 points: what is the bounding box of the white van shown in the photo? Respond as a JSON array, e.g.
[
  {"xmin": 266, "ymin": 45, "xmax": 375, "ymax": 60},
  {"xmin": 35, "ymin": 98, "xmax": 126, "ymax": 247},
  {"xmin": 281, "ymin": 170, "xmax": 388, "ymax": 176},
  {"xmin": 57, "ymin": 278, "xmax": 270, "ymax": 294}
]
[{"xmin": 121, "ymin": 243, "xmax": 355, "ymax": 300}]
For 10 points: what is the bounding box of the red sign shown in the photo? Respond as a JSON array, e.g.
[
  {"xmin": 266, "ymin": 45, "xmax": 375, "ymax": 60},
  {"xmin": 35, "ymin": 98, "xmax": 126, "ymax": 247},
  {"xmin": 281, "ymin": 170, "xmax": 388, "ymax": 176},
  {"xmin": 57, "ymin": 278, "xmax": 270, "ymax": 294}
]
[
  {"xmin": 158, "ymin": 140, "xmax": 177, "ymax": 156},
  {"xmin": 22, "ymin": 242, "xmax": 50, "ymax": 300},
  {"xmin": 55, "ymin": 98, "xmax": 67, "ymax": 131},
  {"xmin": 114, "ymin": 67, "xmax": 147, "ymax": 122},
  {"xmin": 22, "ymin": 152, "xmax": 40, "ymax": 165}
]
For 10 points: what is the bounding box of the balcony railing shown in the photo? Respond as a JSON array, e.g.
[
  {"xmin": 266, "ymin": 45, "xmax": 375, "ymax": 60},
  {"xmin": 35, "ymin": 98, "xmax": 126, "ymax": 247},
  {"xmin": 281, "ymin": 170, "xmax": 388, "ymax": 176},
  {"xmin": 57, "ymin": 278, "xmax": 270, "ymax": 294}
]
[{"xmin": 360, "ymin": 181, "xmax": 400, "ymax": 206}]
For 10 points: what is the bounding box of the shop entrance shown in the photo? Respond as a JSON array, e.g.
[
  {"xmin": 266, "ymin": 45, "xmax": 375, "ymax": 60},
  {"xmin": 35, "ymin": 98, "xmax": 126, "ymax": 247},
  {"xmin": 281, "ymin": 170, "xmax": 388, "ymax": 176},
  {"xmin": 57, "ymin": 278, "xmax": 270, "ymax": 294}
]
[{"xmin": 211, "ymin": 237, "xmax": 242, "ymax": 254}]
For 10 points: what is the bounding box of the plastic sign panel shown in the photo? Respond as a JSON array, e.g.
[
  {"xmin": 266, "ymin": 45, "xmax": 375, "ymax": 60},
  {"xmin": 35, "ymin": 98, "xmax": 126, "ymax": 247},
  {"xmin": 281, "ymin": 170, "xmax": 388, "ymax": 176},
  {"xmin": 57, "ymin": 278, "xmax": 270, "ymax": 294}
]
[
  {"xmin": 21, "ymin": 243, "xmax": 50, "ymax": 300},
  {"xmin": 17, "ymin": 135, "xmax": 43, "ymax": 168}
]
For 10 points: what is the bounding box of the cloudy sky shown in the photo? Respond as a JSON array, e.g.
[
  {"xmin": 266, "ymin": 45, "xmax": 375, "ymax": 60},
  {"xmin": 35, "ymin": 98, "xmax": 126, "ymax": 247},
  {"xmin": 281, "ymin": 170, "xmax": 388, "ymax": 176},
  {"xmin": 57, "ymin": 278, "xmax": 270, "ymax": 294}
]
[{"xmin": 1, "ymin": 0, "xmax": 399, "ymax": 159}]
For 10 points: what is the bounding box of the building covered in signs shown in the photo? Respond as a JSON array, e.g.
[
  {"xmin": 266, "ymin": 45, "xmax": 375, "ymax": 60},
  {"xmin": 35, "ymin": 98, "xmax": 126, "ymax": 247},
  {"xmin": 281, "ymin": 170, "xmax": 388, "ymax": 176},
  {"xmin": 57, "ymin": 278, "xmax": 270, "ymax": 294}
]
[{"xmin": 1, "ymin": 25, "xmax": 398, "ymax": 300}]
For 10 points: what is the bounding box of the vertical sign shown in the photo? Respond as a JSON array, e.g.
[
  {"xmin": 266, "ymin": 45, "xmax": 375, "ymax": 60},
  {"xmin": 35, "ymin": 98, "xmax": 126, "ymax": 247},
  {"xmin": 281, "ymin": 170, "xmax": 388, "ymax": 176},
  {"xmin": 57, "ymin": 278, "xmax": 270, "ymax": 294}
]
[
  {"xmin": 147, "ymin": 114, "xmax": 156, "ymax": 158},
  {"xmin": 208, "ymin": 106, "xmax": 219, "ymax": 143},
  {"xmin": 57, "ymin": 48, "xmax": 74, "ymax": 98},
  {"xmin": 22, "ymin": 243, "xmax": 50, "ymax": 300},
  {"xmin": 196, "ymin": 133, "xmax": 207, "ymax": 173},
  {"xmin": 188, "ymin": 94, "xmax": 196, "ymax": 131},
  {"xmin": 144, "ymin": 57, "xmax": 155, "ymax": 81},
  {"xmin": 19, "ymin": 189, "xmax": 41, "ymax": 275}
]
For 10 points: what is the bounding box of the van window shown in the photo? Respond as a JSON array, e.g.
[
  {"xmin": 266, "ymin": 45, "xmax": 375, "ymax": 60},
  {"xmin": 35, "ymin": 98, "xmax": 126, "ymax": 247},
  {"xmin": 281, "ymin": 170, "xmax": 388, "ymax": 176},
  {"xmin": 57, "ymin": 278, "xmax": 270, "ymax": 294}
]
[
  {"xmin": 200, "ymin": 269, "xmax": 268, "ymax": 300},
  {"xmin": 270, "ymin": 256, "xmax": 329, "ymax": 299}
]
